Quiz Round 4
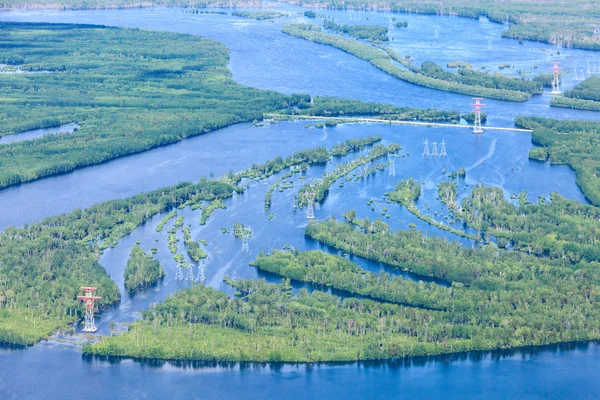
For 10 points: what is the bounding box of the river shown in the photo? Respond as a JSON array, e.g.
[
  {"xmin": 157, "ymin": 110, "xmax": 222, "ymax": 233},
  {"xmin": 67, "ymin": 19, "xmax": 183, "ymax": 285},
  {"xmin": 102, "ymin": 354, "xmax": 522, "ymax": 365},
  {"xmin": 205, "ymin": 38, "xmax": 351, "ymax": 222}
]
[{"xmin": 1, "ymin": 5, "xmax": 599, "ymax": 399}]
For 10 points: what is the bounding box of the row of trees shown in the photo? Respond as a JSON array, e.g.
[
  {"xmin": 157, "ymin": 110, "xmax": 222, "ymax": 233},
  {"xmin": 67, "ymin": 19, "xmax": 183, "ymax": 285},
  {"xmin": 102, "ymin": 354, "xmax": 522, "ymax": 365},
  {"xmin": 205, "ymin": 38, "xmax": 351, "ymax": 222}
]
[
  {"xmin": 515, "ymin": 116, "xmax": 600, "ymax": 206},
  {"xmin": 282, "ymin": 24, "xmax": 535, "ymax": 102},
  {"xmin": 296, "ymin": 143, "xmax": 400, "ymax": 206},
  {"xmin": 323, "ymin": 19, "xmax": 389, "ymax": 41},
  {"xmin": 0, "ymin": 137, "xmax": 360, "ymax": 344}
]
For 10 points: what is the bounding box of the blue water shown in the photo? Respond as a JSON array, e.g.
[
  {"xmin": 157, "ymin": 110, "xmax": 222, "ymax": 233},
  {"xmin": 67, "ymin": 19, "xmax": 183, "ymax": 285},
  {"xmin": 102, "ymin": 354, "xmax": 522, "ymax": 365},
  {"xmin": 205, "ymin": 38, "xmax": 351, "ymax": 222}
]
[
  {"xmin": 1, "ymin": 6, "xmax": 599, "ymax": 399},
  {"xmin": 0, "ymin": 123, "xmax": 78, "ymax": 144}
]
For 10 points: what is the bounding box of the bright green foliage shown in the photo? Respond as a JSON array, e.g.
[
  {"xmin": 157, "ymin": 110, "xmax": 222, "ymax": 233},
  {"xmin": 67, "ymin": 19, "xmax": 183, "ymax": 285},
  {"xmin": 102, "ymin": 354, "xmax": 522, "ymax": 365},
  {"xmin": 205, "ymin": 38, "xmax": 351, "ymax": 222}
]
[
  {"xmin": 231, "ymin": 11, "xmax": 286, "ymax": 20},
  {"xmin": 515, "ymin": 116, "xmax": 600, "ymax": 206},
  {"xmin": 285, "ymin": 0, "xmax": 600, "ymax": 50},
  {"xmin": 200, "ymin": 199, "xmax": 226, "ymax": 225},
  {"xmin": 0, "ymin": 178, "xmax": 235, "ymax": 344},
  {"xmin": 458, "ymin": 185, "xmax": 600, "ymax": 262},
  {"xmin": 155, "ymin": 210, "xmax": 177, "ymax": 232},
  {"xmin": 124, "ymin": 245, "xmax": 165, "ymax": 292},
  {"xmin": 84, "ymin": 280, "xmax": 476, "ymax": 362},
  {"xmin": 297, "ymin": 143, "xmax": 400, "ymax": 206},
  {"xmin": 552, "ymin": 77, "xmax": 600, "ymax": 111},
  {"xmin": 182, "ymin": 227, "xmax": 207, "ymax": 262},
  {"xmin": 0, "ymin": 22, "xmax": 292, "ymax": 189},
  {"xmin": 438, "ymin": 181, "xmax": 458, "ymax": 209},
  {"xmin": 331, "ymin": 136, "xmax": 381, "ymax": 156},
  {"xmin": 288, "ymin": 96, "xmax": 460, "ymax": 121},
  {"xmin": 282, "ymin": 24, "xmax": 533, "ymax": 101},
  {"xmin": 564, "ymin": 77, "xmax": 600, "ymax": 102},
  {"xmin": 324, "ymin": 19, "xmax": 389, "ymax": 41},
  {"xmin": 388, "ymin": 178, "xmax": 421, "ymax": 204}
]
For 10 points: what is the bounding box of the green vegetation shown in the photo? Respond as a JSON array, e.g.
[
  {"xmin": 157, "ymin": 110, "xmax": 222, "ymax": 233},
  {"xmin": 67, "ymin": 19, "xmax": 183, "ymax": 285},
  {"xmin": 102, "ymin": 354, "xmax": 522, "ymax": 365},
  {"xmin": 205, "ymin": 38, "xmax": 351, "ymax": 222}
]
[
  {"xmin": 285, "ymin": 96, "xmax": 460, "ymax": 121},
  {"xmin": 84, "ymin": 280, "xmax": 468, "ymax": 362},
  {"xmin": 457, "ymin": 185, "xmax": 600, "ymax": 261},
  {"xmin": 282, "ymin": 24, "xmax": 535, "ymax": 101},
  {"xmin": 515, "ymin": 116, "xmax": 600, "ymax": 206},
  {"xmin": 183, "ymin": 227, "xmax": 207, "ymax": 262},
  {"xmin": 288, "ymin": 0, "xmax": 600, "ymax": 51},
  {"xmin": 304, "ymin": 10, "xmax": 317, "ymax": 18},
  {"xmin": 252, "ymin": 250, "xmax": 450, "ymax": 310},
  {"xmin": 386, "ymin": 179, "xmax": 476, "ymax": 239},
  {"xmin": 447, "ymin": 61, "xmax": 472, "ymax": 69},
  {"xmin": 331, "ymin": 136, "xmax": 381, "ymax": 156},
  {"xmin": 2, "ymin": 0, "xmax": 599, "ymax": 50},
  {"xmin": 155, "ymin": 210, "xmax": 177, "ymax": 232},
  {"xmin": 387, "ymin": 178, "xmax": 420, "ymax": 203},
  {"xmin": 437, "ymin": 181, "xmax": 458, "ymax": 209},
  {"xmin": 395, "ymin": 21, "xmax": 408, "ymax": 28},
  {"xmin": 231, "ymin": 11, "xmax": 287, "ymax": 20},
  {"xmin": 323, "ymin": 19, "xmax": 388, "ymax": 41},
  {"xmin": 200, "ymin": 199, "xmax": 227, "ymax": 225},
  {"xmin": 463, "ymin": 111, "xmax": 488, "ymax": 124},
  {"xmin": 0, "ymin": 22, "xmax": 298, "ymax": 190},
  {"xmin": 0, "ymin": 136, "xmax": 354, "ymax": 344},
  {"xmin": 297, "ymin": 143, "xmax": 400, "ymax": 206},
  {"xmin": 551, "ymin": 77, "xmax": 600, "ymax": 111},
  {"xmin": 124, "ymin": 245, "xmax": 165, "ymax": 292},
  {"xmin": 85, "ymin": 226, "xmax": 600, "ymax": 361}
]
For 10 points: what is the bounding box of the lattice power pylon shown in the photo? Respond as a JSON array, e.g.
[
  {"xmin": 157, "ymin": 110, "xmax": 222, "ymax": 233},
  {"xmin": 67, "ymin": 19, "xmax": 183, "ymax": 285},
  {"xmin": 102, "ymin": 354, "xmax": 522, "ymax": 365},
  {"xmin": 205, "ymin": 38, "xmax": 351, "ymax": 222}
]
[
  {"xmin": 549, "ymin": 62, "xmax": 562, "ymax": 95},
  {"xmin": 431, "ymin": 142, "xmax": 439, "ymax": 157},
  {"xmin": 305, "ymin": 191, "xmax": 316, "ymax": 219},
  {"xmin": 470, "ymin": 98, "xmax": 486, "ymax": 134},
  {"xmin": 197, "ymin": 260, "xmax": 206, "ymax": 284},
  {"xmin": 388, "ymin": 153, "xmax": 398, "ymax": 177},
  {"xmin": 439, "ymin": 139, "xmax": 447, "ymax": 156},
  {"xmin": 241, "ymin": 225, "xmax": 252, "ymax": 252},
  {"xmin": 422, "ymin": 139, "xmax": 430, "ymax": 157},
  {"xmin": 486, "ymin": 36, "xmax": 493, "ymax": 50},
  {"xmin": 186, "ymin": 265, "xmax": 195, "ymax": 281},
  {"xmin": 77, "ymin": 287, "xmax": 101, "ymax": 333},
  {"xmin": 434, "ymin": 25, "xmax": 440, "ymax": 39},
  {"xmin": 175, "ymin": 263, "xmax": 184, "ymax": 281}
]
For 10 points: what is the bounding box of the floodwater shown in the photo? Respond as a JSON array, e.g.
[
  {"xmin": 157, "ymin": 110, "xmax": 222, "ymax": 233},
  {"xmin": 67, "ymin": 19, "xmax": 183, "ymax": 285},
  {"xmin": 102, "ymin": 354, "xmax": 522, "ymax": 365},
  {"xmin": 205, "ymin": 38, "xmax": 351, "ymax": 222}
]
[
  {"xmin": 0, "ymin": 123, "xmax": 78, "ymax": 144},
  {"xmin": 1, "ymin": 6, "xmax": 599, "ymax": 399}
]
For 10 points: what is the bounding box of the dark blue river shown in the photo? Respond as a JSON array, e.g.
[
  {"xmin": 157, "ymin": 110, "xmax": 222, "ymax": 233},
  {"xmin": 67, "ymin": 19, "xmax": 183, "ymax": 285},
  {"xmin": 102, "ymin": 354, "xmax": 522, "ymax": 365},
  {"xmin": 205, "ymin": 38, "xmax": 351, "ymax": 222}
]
[{"xmin": 1, "ymin": 6, "xmax": 600, "ymax": 399}]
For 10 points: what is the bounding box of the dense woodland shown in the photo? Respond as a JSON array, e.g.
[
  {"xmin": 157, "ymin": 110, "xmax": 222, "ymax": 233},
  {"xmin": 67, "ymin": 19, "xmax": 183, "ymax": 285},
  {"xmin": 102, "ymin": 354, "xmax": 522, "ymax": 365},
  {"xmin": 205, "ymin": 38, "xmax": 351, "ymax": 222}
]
[
  {"xmin": 0, "ymin": 23, "xmax": 467, "ymax": 190},
  {"xmin": 0, "ymin": 23, "xmax": 292, "ymax": 189},
  {"xmin": 124, "ymin": 245, "xmax": 165, "ymax": 292},
  {"xmin": 288, "ymin": 0, "xmax": 600, "ymax": 50},
  {"xmin": 454, "ymin": 185, "xmax": 600, "ymax": 262},
  {"xmin": 0, "ymin": 138, "xmax": 375, "ymax": 345},
  {"xmin": 282, "ymin": 23, "xmax": 539, "ymax": 101},
  {"xmin": 515, "ymin": 117, "xmax": 600, "ymax": 206},
  {"xmin": 323, "ymin": 19, "xmax": 388, "ymax": 41},
  {"xmin": 552, "ymin": 77, "xmax": 600, "ymax": 111},
  {"xmin": 1, "ymin": 0, "xmax": 599, "ymax": 50}
]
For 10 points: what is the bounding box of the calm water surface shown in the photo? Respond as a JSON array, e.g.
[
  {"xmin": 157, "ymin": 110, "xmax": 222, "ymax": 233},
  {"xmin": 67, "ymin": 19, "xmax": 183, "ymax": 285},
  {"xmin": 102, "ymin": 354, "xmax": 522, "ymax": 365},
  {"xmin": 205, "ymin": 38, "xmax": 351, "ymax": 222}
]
[{"xmin": 1, "ymin": 7, "xmax": 600, "ymax": 399}]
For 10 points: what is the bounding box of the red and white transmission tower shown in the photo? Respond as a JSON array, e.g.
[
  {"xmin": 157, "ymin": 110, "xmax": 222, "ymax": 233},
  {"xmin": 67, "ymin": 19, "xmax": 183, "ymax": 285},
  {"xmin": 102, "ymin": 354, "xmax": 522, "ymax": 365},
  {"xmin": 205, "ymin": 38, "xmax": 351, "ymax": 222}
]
[
  {"xmin": 77, "ymin": 287, "xmax": 101, "ymax": 333},
  {"xmin": 470, "ymin": 98, "xmax": 485, "ymax": 134},
  {"xmin": 549, "ymin": 62, "xmax": 562, "ymax": 95}
]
